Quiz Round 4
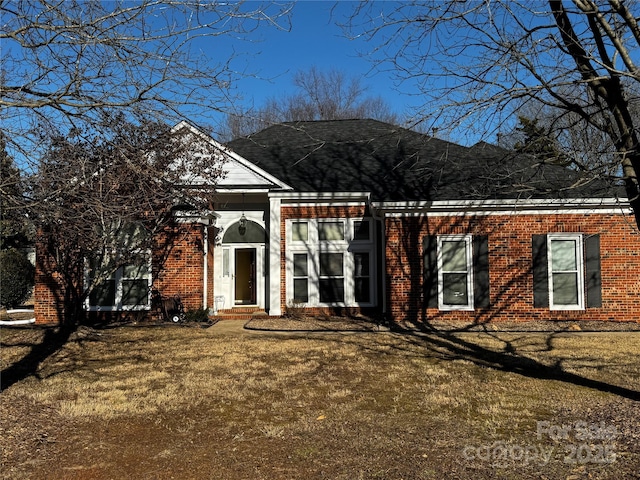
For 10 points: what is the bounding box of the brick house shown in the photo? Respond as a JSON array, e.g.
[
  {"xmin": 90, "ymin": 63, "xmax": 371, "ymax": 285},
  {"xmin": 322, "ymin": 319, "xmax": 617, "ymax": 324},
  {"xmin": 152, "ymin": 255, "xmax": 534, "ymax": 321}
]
[{"xmin": 35, "ymin": 119, "xmax": 640, "ymax": 325}]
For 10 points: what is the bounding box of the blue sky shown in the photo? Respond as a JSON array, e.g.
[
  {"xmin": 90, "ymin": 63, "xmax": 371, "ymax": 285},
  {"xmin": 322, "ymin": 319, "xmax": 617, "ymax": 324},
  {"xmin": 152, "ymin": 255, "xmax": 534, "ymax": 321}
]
[{"xmin": 205, "ymin": 1, "xmax": 419, "ymax": 129}]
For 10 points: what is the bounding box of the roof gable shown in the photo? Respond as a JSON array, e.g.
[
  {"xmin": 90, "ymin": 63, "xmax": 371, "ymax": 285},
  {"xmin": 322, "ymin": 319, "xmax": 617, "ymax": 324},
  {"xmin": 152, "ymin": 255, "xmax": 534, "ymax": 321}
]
[{"xmin": 173, "ymin": 121, "xmax": 291, "ymax": 191}]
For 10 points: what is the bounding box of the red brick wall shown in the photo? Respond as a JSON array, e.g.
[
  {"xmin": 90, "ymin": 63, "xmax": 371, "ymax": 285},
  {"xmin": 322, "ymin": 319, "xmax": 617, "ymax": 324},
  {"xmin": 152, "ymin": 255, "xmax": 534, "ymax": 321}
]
[
  {"xmin": 153, "ymin": 223, "xmax": 205, "ymax": 312},
  {"xmin": 33, "ymin": 242, "xmax": 64, "ymax": 324},
  {"xmin": 385, "ymin": 213, "xmax": 640, "ymax": 324}
]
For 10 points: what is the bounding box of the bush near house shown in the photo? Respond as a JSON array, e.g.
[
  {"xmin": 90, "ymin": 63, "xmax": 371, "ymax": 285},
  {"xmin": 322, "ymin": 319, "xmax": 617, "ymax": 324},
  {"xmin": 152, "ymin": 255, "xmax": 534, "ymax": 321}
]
[
  {"xmin": 0, "ymin": 248, "xmax": 35, "ymax": 308},
  {"xmin": 183, "ymin": 307, "xmax": 210, "ymax": 323}
]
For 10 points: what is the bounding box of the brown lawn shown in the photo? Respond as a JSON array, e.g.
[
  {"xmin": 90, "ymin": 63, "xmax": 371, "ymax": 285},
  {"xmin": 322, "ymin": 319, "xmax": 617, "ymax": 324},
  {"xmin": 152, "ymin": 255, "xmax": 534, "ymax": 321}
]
[{"xmin": 1, "ymin": 322, "xmax": 638, "ymax": 479}]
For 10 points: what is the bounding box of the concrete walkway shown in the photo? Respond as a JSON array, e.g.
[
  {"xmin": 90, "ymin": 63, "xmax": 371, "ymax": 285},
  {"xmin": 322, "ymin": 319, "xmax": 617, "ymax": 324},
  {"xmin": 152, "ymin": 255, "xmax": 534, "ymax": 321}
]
[{"xmin": 208, "ymin": 319, "xmax": 249, "ymax": 334}]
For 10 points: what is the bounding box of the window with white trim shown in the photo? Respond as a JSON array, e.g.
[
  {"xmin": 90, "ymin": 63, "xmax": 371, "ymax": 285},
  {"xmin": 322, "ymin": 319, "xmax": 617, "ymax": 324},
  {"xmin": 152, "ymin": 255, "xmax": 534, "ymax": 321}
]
[
  {"xmin": 286, "ymin": 218, "xmax": 375, "ymax": 307},
  {"xmin": 88, "ymin": 253, "xmax": 151, "ymax": 310},
  {"xmin": 437, "ymin": 235, "xmax": 474, "ymax": 310},
  {"xmin": 293, "ymin": 253, "xmax": 309, "ymax": 303},
  {"xmin": 548, "ymin": 234, "xmax": 584, "ymax": 310},
  {"xmin": 319, "ymin": 252, "xmax": 344, "ymax": 302},
  {"xmin": 292, "ymin": 221, "xmax": 309, "ymax": 242}
]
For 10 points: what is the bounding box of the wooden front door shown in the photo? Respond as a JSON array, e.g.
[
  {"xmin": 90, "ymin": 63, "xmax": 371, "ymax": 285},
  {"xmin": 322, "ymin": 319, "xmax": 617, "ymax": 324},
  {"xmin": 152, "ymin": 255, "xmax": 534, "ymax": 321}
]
[{"xmin": 234, "ymin": 248, "xmax": 256, "ymax": 305}]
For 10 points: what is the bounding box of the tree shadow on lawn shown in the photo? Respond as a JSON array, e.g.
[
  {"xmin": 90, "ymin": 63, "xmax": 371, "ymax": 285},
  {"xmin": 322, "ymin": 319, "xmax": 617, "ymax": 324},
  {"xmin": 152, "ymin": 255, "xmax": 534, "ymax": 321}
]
[
  {"xmin": 1, "ymin": 325, "xmax": 76, "ymax": 391},
  {"xmin": 334, "ymin": 325, "xmax": 640, "ymax": 402}
]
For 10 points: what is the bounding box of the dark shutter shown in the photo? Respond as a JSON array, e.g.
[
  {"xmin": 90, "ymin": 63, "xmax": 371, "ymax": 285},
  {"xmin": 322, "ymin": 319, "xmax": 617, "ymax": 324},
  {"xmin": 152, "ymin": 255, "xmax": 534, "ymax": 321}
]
[
  {"xmin": 584, "ymin": 234, "xmax": 602, "ymax": 308},
  {"xmin": 423, "ymin": 235, "xmax": 438, "ymax": 308},
  {"xmin": 532, "ymin": 235, "xmax": 549, "ymax": 308},
  {"xmin": 473, "ymin": 235, "xmax": 490, "ymax": 308}
]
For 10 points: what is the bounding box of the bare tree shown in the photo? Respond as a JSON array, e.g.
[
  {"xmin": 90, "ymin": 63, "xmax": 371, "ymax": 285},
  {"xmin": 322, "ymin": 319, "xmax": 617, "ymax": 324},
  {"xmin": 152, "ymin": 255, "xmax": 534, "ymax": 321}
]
[
  {"xmin": 222, "ymin": 66, "xmax": 399, "ymax": 139},
  {"xmin": 30, "ymin": 115, "xmax": 224, "ymax": 326},
  {"xmin": 346, "ymin": 1, "xmax": 640, "ymax": 227},
  {"xmin": 1, "ymin": 0, "xmax": 292, "ymax": 160},
  {"xmin": 0, "ymin": 0, "xmax": 293, "ymax": 325}
]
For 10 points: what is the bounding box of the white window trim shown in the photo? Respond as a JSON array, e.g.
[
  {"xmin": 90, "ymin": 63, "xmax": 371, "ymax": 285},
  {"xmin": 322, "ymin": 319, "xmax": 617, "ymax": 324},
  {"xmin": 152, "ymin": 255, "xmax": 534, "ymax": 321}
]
[
  {"xmin": 285, "ymin": 218, "xmax": 376, "ymax": 308},
  {"xmin": 547, "ymin": 233, "xmax": 585, "ymax": 311},
  {"xmin": 85, "ymin": 252, "xmax": 152, "ymax": 312},
  {"xmin": 437, "ymin": 235, "xmax": 474, "ymax": 311}
]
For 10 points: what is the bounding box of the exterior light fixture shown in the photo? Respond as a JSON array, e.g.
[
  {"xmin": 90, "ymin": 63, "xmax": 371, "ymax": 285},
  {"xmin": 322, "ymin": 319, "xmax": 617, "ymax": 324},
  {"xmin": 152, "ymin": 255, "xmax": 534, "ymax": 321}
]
[
  {"xmin": 239, "ymin": 193, "xmax": 247, "ymax": 235},
  {"xmin": 238, "ymin": 213, "xmax": 247, "ymax": 236}
]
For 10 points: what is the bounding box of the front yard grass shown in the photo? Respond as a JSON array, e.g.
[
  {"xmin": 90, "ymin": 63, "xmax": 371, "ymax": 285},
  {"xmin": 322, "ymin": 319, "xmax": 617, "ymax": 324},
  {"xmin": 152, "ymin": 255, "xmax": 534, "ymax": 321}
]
[{"xmin": 1, "ymin": 325, "xmax": 638, "ymax": 479}]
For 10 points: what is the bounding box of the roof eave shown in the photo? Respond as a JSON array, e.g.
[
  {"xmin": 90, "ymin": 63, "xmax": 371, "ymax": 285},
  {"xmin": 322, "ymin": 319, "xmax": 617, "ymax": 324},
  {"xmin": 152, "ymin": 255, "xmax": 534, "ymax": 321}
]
[{"xmin": 372, "ymin": 197, "xmax": 630, "ymax": 216}]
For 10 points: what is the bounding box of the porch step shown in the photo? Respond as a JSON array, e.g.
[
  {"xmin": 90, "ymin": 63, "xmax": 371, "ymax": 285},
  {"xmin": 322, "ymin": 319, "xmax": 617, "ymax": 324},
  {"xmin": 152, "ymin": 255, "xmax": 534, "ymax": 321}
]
[{"xmin": 214, "ymin": 308, "xmax": 268, "ymax": 321}]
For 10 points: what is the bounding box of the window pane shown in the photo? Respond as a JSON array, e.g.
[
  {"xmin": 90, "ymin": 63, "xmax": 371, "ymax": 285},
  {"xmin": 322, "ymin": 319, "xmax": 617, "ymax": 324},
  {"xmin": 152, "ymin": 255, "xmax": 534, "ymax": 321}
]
[
  {"xmin": 122, "ymin": 279, "xmax": 149, "ymax": 306},
  {"xmin": 354, "ymin": 220, "xmax": 370, "ymax": 241},
  {"xmin": 354, "ymin": 252, "xmax": 370, "ymax": 276},
  {"xmin": 320, "ymin": 253, "xmax": 343, "ymax": 276},
  {"xmin": 319, "ymin": 221, "xmax": 344, "ymax": 240},
  {"xmin": 551, "ymin": 240, "xmax": 577, "ymax": 271},
  {"xmin": 123, "ymin": 260, "xmax": 149, "ymax": 278},
  {"xmin": 319, "ymin": 278, "xmax": 344, "ymax": 303},
  {"xmin": 552, "ymin": 273, "xmax": 579, "ymax": 305},
  {"xmin": 292, "ymin": 222, "xmax": 308, "ymax": 241},
  {"xmin": 442, "ymin": 273, "xmax": 468, "ymax": 305},
  {"xmin": 293, "ymin": 254, "xmax": 308, "ymax": 276},
  {"xmin": 89, "ymin": 280, "xmax": 116, "ymax": 306},
  {"xmin": 293, "ymin": 278, "xmax": 309, "ymax": 303},
  {"xmin": 441, "ymin": 240, "xmax": 467, "ymax": 271},
  {"xmin": 223, "ymin": 249, "xmax": 230, "ymax": 276},
  {"xmin": 355, "ymin": 278, "xmax": 370, "ymax": 303}
]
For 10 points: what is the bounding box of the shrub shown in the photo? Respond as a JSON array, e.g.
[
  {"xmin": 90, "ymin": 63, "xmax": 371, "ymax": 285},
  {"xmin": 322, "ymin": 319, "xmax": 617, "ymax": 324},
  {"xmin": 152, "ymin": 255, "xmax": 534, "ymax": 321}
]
[
  {"xmin": 0, "ymin": 248, "xmax": 35, "ymax": 308},
  {"xmin": 184, "ymin": 307, "xmax": 210, "ymax": 323},
  {"xmin": 284, "ymin": 300, "xmax": 305, "ymax": 319}
]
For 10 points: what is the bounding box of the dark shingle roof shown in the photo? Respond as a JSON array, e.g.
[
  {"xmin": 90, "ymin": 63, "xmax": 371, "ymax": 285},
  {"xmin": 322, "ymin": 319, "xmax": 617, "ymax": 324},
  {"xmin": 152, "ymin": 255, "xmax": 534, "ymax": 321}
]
[{"xmin": 227, "ymin": 119, "xmax": 615, "ymax": 201}]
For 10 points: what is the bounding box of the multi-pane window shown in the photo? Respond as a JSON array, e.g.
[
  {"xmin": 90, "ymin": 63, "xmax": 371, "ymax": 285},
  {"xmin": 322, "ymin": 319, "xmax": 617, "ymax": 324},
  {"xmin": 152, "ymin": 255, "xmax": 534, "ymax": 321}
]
[
  {"xmin": 548, "ymin": 235, "xmax": 584, "ymax": 309},
  {"xmin": 293, "ymin": 253, "xmax": 309, "ymax": 303},
  {"xmin": 319, "ymin": 252, "xmax": 344, "ymax": 302},
  {"xmin": 287, "ymin": 218, "xmax": 375, "ymax": 307},
  {"xmin": 88, "ymin": 253, "xmax": 151, "ymax": 310},
  {"xmin": 437, "ymin": 236, "xmax": 474, "ymax": 310}
]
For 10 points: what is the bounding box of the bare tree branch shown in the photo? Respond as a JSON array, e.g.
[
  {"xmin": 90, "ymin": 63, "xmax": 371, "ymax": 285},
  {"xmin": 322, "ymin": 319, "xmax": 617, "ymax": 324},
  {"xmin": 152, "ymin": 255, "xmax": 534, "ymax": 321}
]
[
  {"xmin": 1, "ymin": 0, "xmax": 292, "ymax": 159},
  {"xmin": 344, "ymin": 0, "xmax": 640, "ymax": 227},
  {"xmin": 221, "ymin": 66, "xmax": 399, "ymax": 140}
]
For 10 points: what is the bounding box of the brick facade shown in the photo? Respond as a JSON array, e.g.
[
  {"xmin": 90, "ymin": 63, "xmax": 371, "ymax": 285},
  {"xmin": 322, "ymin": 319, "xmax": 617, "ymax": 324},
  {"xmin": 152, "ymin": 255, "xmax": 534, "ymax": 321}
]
[
  {"xmin": 34, "ymin": 202, "xmax": 640, "ymax": 326},
  {"xmin": 385, "ymin": 213, "xmax": 640, "ymax": 324},
  {"xmin": 34, "ymin": 222, "xmax": 209, "ymax": 325}
]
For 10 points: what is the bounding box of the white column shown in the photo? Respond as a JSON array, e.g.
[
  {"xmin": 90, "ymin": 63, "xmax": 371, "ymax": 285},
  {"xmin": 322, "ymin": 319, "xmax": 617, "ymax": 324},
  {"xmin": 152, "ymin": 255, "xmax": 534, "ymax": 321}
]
[{"xmin": 268, "ymin": 195, "xmax": 282, "ymax": 316}]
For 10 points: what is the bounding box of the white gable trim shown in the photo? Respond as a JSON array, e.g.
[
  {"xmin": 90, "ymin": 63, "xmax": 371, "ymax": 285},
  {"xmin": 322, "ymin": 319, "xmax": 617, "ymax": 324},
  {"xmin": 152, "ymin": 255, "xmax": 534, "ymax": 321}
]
[{"xmin": 172, "ymin": 121, "xmax": 292, "ymax": 191}]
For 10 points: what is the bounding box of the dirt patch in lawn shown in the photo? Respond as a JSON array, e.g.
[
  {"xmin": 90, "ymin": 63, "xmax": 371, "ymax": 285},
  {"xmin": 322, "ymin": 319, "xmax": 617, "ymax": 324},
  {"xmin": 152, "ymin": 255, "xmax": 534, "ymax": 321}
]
[{"xmin": 1, "ymin": 325, "xmax": 639, "ymax": 479}]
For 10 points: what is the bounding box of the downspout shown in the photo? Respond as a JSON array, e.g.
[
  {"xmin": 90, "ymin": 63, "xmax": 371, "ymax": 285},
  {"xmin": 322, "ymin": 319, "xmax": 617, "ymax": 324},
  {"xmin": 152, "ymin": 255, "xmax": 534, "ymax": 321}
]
[{"xmin": 203, "ymin": 224, "xmax": 208, "ymax": 310}]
